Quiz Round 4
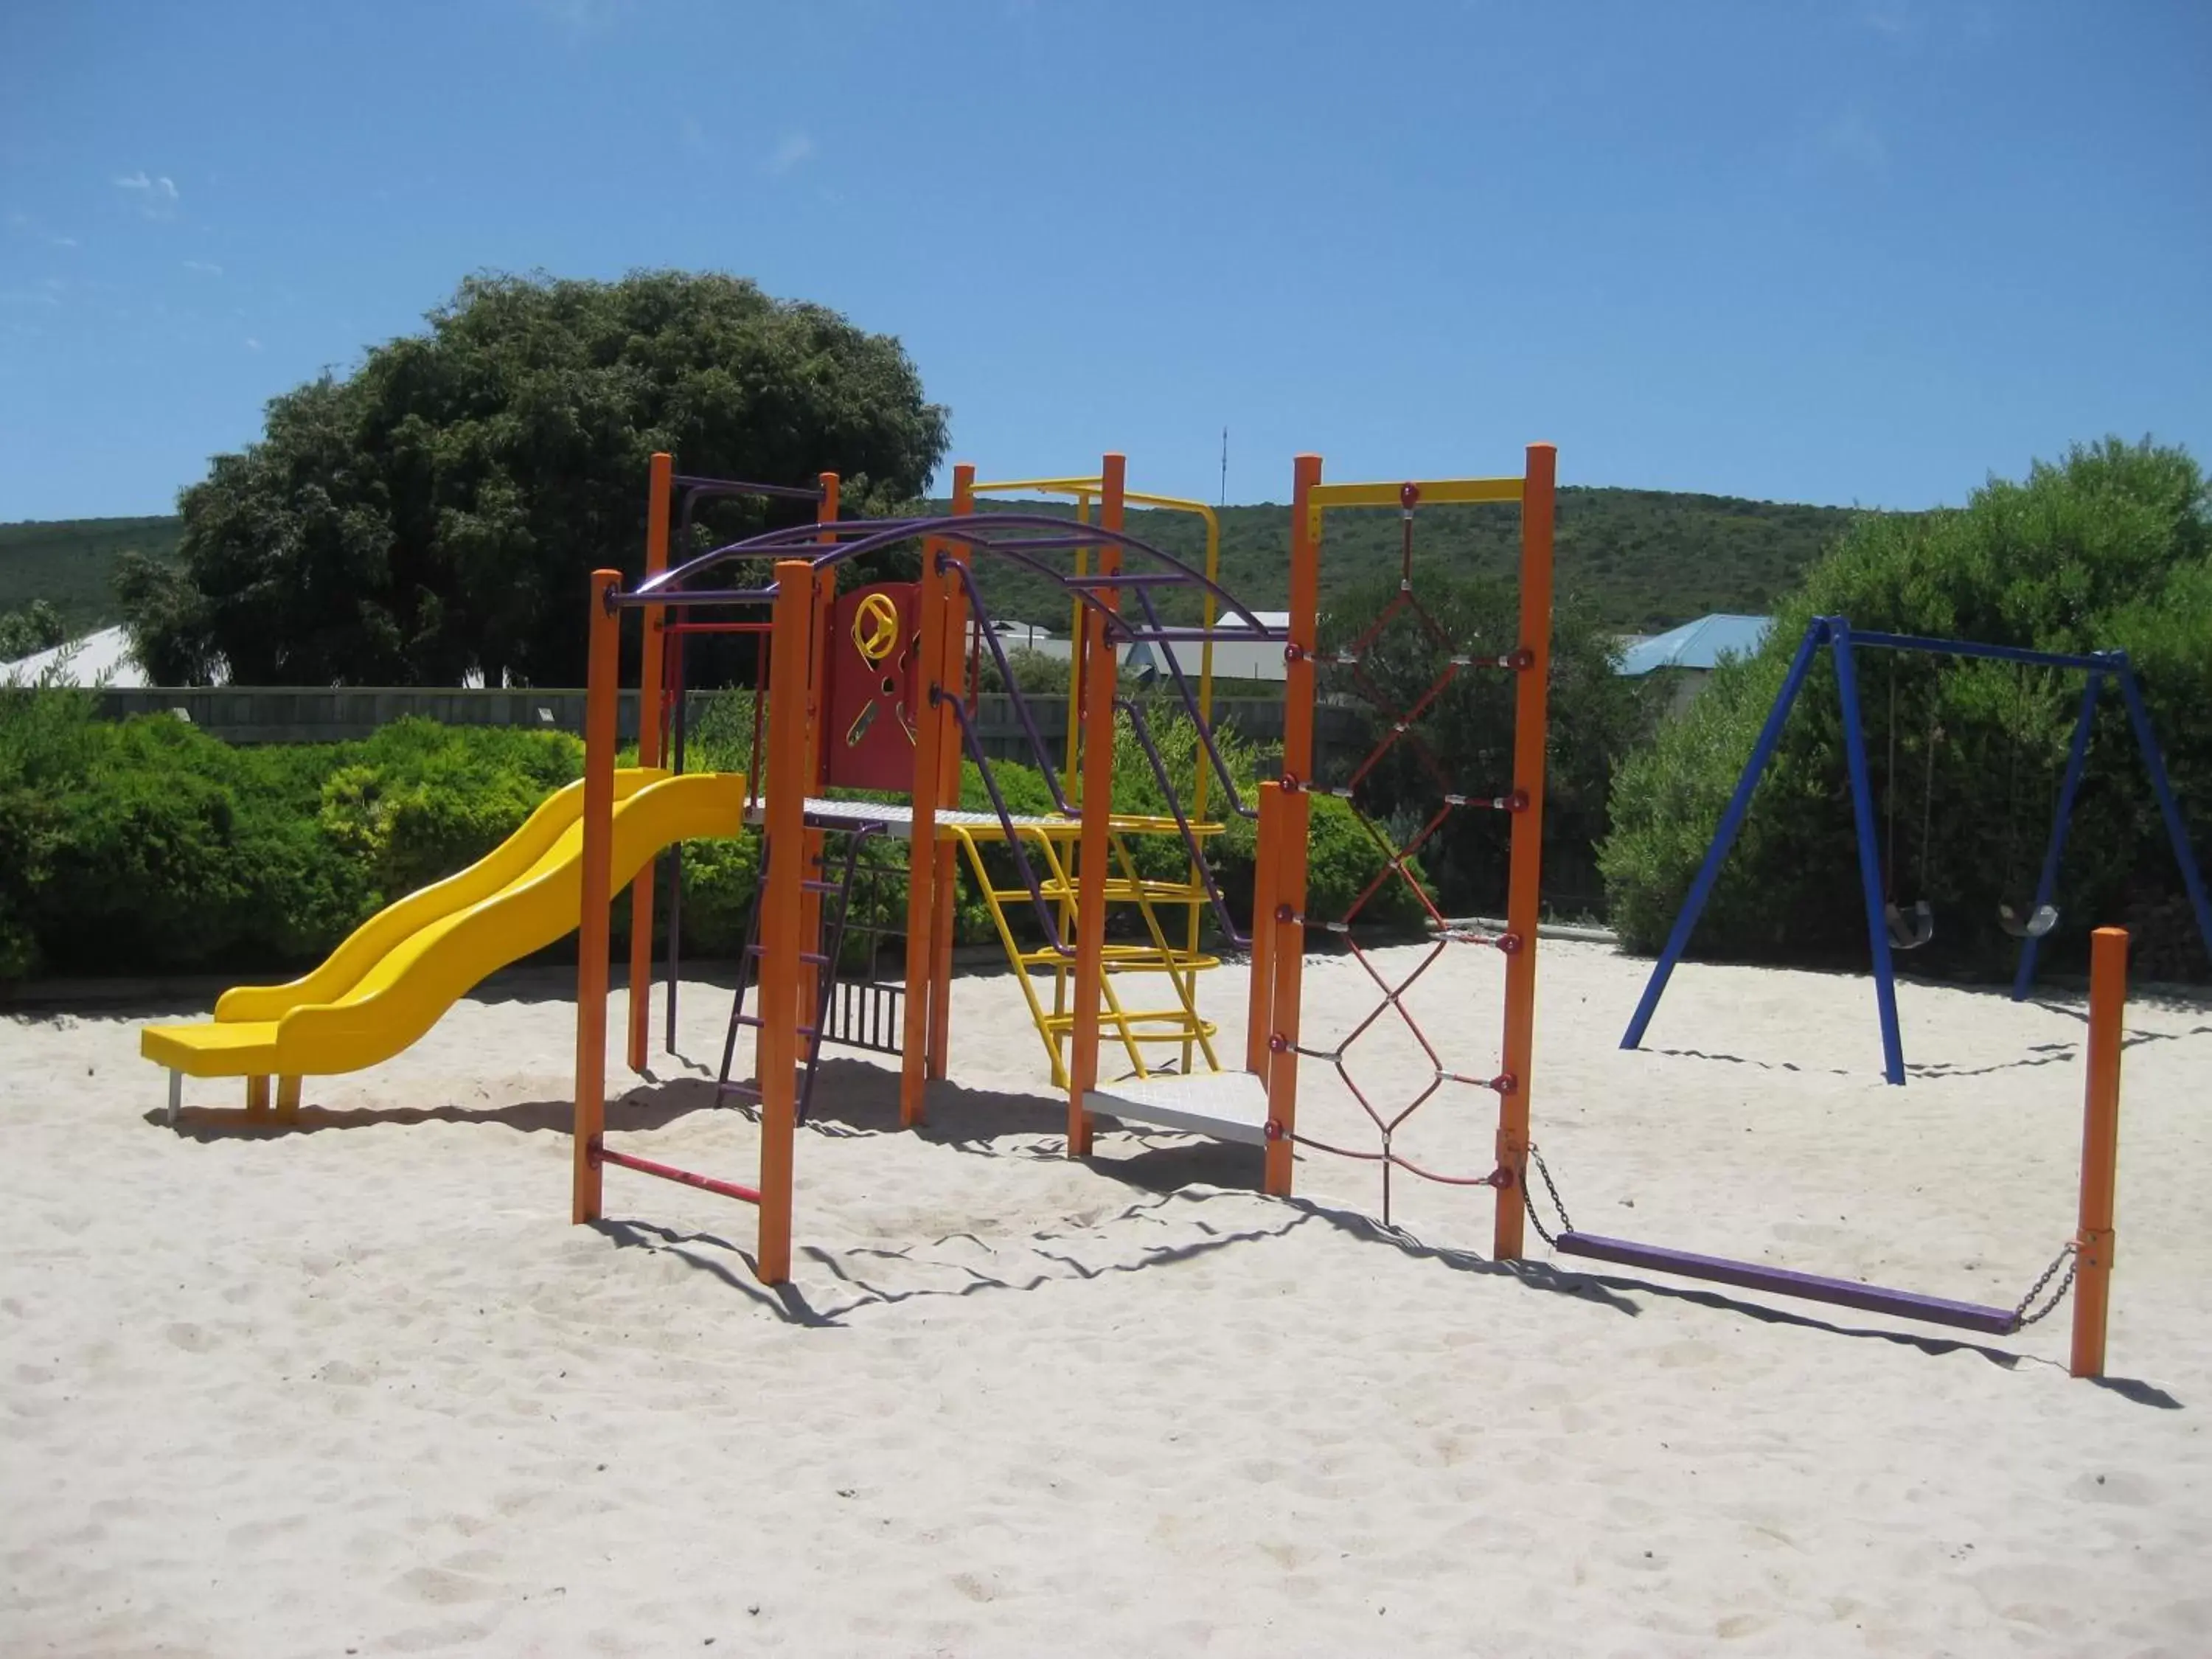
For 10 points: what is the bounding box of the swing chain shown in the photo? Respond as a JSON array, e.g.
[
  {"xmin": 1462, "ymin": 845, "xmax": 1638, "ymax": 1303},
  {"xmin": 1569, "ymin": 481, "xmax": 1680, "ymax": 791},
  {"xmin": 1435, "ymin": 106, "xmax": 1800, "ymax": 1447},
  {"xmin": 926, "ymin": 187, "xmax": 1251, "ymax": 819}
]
[
  {"xmin": 2008, "ymin": 1240, "xmax": 2079, "ymax": 1331},
  {"xmin": 1520, "ymin": 1143, "xmax": 1574, "ymax": 1248}
]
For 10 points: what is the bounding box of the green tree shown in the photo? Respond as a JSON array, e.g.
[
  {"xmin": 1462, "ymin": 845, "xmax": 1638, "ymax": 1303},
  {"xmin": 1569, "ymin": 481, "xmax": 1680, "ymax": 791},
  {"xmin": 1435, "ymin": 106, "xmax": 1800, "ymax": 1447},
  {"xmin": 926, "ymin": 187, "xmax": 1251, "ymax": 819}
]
[
  {"xmin": 128, "ymin": 271, "xmax": 948, "ymax": 688},
  {"xmin": 1601, "ymin": 437, "xmax": 2212, "ymax": 979},
  {"xmin": 0, "ymin": 599, "xmax": 66, "ymax": 661}
]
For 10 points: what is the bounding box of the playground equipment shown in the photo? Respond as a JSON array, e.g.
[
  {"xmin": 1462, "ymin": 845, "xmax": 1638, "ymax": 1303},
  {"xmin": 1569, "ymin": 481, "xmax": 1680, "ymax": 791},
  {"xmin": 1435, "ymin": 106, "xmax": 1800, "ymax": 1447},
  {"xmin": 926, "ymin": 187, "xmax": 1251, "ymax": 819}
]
[
  {"xmin": 1620, "ymin": 617, "xmax": 2212, "ymax": 1084},
  {"xmin": 571, "ymin": 445, "xmax": 1561, "ymax": 1280},
  {"xmin": 138, "ymin": 768, "xmax": 746, "ymax": 1123},
  {"xmin": 1535, "ymin": 927, "xmax": 2129, "ymax": 1375}
]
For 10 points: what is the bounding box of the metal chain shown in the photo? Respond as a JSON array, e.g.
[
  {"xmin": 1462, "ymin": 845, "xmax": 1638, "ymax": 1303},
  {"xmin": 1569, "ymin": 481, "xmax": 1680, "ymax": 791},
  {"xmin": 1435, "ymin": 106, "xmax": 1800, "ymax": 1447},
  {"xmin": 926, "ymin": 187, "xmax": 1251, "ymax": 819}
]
[
  {"xmin": 1520, "ymin": 1144, "xmax": 1575, "ymax": 1248},
  {"xmin": 2008, "ymin": 1241, "xmax": 2079, "ymax": 1331}
]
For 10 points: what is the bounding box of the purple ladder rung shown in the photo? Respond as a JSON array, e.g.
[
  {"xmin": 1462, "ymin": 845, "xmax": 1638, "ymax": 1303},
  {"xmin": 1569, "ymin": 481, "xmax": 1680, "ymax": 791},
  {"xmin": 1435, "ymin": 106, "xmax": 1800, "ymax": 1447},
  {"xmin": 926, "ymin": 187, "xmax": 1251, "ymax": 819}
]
[
  {"xmin": 1551, "ymin": 1232, "xmax": 2020, "ymax": 1336},
  {"xmin": 744, "ymin": 945, "xmax": 832, "ymax": 967},
  {"xmin": 726, "ymin": 1015, "xmax": 822, "ymax": 1039},
  {"xmin": 717, "ymin": 1079, "xmax": 762, "ymax": 1098}
]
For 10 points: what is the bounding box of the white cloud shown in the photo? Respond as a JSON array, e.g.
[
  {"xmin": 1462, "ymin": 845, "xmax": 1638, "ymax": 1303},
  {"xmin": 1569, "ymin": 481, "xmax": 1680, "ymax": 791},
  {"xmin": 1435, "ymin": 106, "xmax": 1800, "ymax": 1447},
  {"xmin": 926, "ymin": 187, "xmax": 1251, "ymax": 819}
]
[
  {"xmin": 681, "ymin": 115, "xmax": 708, "ymax": 153},
  {"xmin": 183, "ymin": 259, "xmax": 223, "ymax": 276},
  {"xmin": 114, "ymin": 171, "xmax": 181, "ymax": 218},
  {"xmin": 0, "ymin": 288, "xmax": 60, "ymax": 307},
  {"xmin": 49, "ymin": 234, "xmax": 80, "ymax": 248},
  {"xmin": 244, "ymin": 336, "xmax": 262, "ymax": 352},
  {"xmin": 765, "ymin": 132, "xmax": 816, "ymax": 177}
]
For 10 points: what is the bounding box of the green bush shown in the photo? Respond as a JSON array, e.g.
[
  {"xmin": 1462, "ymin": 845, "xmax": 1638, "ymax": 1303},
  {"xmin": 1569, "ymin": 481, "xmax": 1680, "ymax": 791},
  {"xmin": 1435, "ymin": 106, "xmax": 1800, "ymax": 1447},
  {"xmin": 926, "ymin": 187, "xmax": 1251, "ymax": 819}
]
[
  {"xmin": 1601, "ymin": 438, "xmax": 2212, "ymax": 981},
  {"xmin": 0, "ymin": 675, "xmax": 1430, "ymax": 981}
]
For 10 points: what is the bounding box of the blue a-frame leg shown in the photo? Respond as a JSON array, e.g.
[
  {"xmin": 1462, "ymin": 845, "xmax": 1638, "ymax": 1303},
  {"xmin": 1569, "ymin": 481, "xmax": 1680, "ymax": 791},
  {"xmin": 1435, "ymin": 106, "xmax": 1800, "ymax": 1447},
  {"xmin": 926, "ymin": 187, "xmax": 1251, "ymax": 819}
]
[
  {"xmin": 1619, "ymin": 620, "xmax": 1832, "ymax": 1054},
  {"xmin": 1830, "ymin": 623, "xmax": 1907, "ymax": 1084}
]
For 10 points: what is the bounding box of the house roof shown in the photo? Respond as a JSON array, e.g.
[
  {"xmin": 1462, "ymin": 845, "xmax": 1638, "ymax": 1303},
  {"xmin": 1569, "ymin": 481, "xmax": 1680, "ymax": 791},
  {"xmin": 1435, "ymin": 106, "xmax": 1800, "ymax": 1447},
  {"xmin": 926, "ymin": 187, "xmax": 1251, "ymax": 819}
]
[
  {"xmin": 2, "ymin": 625, "xmax": 150, "ymax": 688},
  {"xmin": 1617, "ymin": 613, "xmax": 1773, "ymax": 675}
]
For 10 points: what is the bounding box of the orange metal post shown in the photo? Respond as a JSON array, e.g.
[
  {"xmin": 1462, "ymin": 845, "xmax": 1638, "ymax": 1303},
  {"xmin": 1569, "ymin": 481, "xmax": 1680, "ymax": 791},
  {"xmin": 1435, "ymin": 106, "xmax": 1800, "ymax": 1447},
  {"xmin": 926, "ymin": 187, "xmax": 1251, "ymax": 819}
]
[
  {"xmin": 755, "ymin": 560, "xmax": 813, "ymax": 1284},
  {"xmin": 2071, "ymin": 926, "xmax": 2127, "ymax": 1378},
  {"xmin": 899, "ymin": 529, "xmax": 952, "ymax": 1128},
  {"xmin": 1246, "ymin": 780, "xmax": 1282, "ymax": 1076},
  {"xmin": 1494, "ymin": 442, "xmax": 1557, "ymax": 1262},
  {"xmin": 246, "ymin": 1075, "xmax": 271, "ymax": 1120},
  {"xmin": 572, "ymin": 569, "xmax": 624, "ymax": 1223},
  {"xmin": 928, "ymin": 465, "xmax": 975, "ymax": 1080},
  {"xmin": 276, "ymin": 1074, "xmax": 301, "ymax": 1124},
  {"xmin": 1066, "ymin": 453, "xmax": 1126, "ymax": 1156},
  {"xmin": 625, "ymin": 453, "xmax": 672, "ymax": 1071},
  {"xmin": 1263, "ymin": 455, "xmax": 1323, "ymax": 1197}
]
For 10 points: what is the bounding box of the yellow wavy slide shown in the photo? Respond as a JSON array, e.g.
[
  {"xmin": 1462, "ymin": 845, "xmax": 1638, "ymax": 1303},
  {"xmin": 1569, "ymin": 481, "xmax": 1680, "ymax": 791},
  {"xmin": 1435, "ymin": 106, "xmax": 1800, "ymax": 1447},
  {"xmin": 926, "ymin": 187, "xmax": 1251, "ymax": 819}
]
[{"xmin": 142, "ymin": 768, "xmax": 748, "ymax": 1087}]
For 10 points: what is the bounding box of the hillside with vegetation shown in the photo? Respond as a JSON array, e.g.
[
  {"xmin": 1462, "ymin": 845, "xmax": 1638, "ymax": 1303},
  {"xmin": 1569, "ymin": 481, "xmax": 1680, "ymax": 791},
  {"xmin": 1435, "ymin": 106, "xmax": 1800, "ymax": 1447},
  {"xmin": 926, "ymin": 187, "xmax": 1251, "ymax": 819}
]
[
  {"xmin": 940, "ymin": 486, "xmax": 1864, "ymax": 638},
  {"xmin": 0, "ymin": 484, "xmax": 1863, "ymax": 662},
  {"xmin": 0, "ymin": 515, "xmax": 184, "ymax": 637}
]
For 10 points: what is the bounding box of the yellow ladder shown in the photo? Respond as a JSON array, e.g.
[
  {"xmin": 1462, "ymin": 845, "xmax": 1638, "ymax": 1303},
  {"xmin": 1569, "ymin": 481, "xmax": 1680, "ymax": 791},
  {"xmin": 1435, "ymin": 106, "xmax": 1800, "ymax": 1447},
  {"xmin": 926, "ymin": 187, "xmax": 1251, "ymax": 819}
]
[{"xmin": 942, "ymin": 815, "xmax": 1225, "ymax": 1091}]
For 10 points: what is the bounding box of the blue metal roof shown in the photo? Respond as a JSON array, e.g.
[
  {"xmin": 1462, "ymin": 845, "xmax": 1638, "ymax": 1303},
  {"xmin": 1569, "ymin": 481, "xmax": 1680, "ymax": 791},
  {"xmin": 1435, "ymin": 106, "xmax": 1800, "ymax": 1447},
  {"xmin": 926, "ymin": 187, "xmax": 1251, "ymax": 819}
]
[{"xmin": 1618, "ymin": 614, "xmax": 1774, "ymax": 675}]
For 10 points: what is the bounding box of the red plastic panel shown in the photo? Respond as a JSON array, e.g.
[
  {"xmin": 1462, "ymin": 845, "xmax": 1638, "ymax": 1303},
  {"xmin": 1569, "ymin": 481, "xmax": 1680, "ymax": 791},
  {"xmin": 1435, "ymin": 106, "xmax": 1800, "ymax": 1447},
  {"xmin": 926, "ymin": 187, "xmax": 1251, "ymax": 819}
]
[{"xmin": 824, "ymin": 582, "xmax": 921, "ymax": 792}]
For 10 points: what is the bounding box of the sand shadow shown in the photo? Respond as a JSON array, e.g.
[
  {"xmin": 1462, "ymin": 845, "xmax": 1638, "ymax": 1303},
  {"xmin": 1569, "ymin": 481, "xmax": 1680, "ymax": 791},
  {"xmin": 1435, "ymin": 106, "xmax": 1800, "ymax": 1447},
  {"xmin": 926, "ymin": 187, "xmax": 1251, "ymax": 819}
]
[
  {"xmin": 1284, "ymin": 1203, "xmax": 2181, "ymax": 1405},
  {"xmin": 593, "ymin": 1194, "xmax": 1310, "ymax": 1327},
  {"xmin": 158, "ymin": 1074, "xmax": 734, "ymax": 1140}
]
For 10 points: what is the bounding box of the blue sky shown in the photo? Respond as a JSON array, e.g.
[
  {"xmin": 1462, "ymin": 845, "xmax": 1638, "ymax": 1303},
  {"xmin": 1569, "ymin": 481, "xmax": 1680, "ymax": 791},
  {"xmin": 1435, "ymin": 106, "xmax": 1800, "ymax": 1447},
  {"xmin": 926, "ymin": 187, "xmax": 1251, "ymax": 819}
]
[{"xmin": 1, "ymin": 0, "xmax": 2207, "ymax": 521}]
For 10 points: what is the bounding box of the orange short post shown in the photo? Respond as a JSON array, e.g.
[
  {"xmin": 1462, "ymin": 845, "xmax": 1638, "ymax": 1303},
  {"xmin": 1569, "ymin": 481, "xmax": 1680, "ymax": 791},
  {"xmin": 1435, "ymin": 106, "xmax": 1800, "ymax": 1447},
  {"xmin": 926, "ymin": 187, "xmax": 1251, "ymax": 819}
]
[
  {"xmin": 1263, "ymin": 456, "xmax": 1323, "ymax": 1197},
  {"xmin": 2070, "ymin": 926, "xmax": 2127, "ymax": 1379},
  {"xmin": 1495, "ymin": 442, "xmax": 1557, "ymax": 1262},
  {"xmin": 928, "ymin": 465, "xmax": 976, "ymax": 1081},
  {"xmin": 572, "ymin": 569, "xmax": 623, "ymax": 1224},
  {"xmin": 754, "ymin": 560, "xmax": 813, "ymax": 1284},
  {"xmin": 246, "ymin": 1075, "xmax": 271, "ymax": 1120},
  {"xmin": 625, "ymin": 453, "xmax": 672, "ymax": 1072},
  {"xmin": 275, "ymin": 1074, "xmax": 301, "ymax": 1124},
  {"xmin": 900, "ymin": 530, "xmax": 951, "ymax": 1129},
  {"xmin": 1065, "ymin": 454, "xmax": 1125, "ymax": 1157}
]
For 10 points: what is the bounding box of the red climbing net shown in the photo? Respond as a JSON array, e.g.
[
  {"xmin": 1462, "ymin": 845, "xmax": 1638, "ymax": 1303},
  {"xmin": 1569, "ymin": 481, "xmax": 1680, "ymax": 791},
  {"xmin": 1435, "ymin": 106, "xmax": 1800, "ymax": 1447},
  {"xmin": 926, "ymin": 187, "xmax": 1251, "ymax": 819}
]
[{"xmin": 1287, "ymin": 484, "xmax": 1529, "ymax": 1222}]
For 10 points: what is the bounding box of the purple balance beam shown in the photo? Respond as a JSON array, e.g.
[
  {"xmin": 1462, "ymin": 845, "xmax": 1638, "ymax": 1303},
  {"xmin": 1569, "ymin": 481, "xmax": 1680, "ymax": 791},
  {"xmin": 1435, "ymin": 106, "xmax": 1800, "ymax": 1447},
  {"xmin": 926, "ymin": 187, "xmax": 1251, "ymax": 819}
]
[{"xmin": 1552, "ymin": 1232, "xmax": 2020, "ymax": 1336}]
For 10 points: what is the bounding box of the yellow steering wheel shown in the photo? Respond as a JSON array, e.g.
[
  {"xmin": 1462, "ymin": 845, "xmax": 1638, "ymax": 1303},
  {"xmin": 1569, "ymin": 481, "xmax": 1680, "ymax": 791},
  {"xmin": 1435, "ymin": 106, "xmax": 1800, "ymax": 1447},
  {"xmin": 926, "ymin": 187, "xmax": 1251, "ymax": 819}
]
[{"xmin": 852, "ymin": 591, "xmax": 901, "ymax": 665}]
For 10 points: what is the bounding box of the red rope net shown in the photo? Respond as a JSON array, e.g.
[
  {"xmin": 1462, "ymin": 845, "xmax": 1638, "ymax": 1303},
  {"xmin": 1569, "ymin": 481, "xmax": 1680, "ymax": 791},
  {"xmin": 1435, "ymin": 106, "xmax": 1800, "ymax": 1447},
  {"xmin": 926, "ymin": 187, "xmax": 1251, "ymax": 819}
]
[{"xmin": 1287, "ymin": 484, "xmax": 1528, "ymax": 1222}]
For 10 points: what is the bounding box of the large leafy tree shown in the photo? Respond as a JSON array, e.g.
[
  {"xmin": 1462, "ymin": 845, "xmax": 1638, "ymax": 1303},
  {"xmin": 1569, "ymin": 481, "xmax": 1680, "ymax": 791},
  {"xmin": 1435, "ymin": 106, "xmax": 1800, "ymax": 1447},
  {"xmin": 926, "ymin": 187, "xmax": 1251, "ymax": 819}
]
[{"xmin": 124, "ymin": 271, "xmax": 948, "ymax": 686}]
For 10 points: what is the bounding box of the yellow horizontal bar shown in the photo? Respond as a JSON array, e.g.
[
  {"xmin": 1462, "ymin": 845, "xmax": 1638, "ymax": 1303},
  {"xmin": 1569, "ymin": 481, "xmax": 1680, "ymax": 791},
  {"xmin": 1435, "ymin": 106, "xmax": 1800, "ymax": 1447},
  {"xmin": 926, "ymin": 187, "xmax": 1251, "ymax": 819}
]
[
  {"xmin": 969, "ymin": 477, "xmax": 1220, "ymax": 528},
  {"xmin": 1310, "ymin": 476, "xmax": 1523, "ymax": 509}
]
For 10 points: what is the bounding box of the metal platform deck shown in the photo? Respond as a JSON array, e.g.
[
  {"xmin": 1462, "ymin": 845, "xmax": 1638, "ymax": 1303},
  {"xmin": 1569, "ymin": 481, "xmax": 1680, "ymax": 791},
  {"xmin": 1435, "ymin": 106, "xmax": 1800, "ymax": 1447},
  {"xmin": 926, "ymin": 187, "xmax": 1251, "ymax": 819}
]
[
  {"xmin": 1085, "ymin": 1069, "xmax": 1272, "ymax": 1147},
  {"xmin": 744, "ymin": 797, "xmax": 1068, "ymax": 839},
  {"xmin": 741, "ymin": 797, "xmax": 1222, "ymax": 842}
]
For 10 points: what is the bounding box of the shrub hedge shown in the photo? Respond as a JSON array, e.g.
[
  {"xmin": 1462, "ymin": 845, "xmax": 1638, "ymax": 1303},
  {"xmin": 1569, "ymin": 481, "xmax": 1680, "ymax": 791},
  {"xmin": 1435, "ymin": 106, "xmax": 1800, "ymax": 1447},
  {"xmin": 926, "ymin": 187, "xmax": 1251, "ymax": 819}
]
[{"xmin": 0, "ymin": 692, "xmax": 1418, "ymax": 981}]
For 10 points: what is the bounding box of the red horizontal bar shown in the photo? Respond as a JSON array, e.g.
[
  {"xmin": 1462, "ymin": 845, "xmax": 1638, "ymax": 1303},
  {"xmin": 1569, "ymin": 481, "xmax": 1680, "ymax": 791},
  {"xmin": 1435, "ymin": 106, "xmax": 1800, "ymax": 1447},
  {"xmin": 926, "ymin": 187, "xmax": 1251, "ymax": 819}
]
[{"xmin": 594, "ymin": 1144, "xmax": 761, "ymax": 1205}]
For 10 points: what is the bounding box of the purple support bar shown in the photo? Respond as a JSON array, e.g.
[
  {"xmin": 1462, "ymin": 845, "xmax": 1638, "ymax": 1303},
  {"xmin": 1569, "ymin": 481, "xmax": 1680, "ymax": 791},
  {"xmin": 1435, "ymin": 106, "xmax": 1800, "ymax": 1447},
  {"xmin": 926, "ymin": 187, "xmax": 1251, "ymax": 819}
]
[
  {"xmin": 1117, "ymin": 698, "xmax": 1246, "ymax": 945},
  {"xmin": 1552, "ymin": 1231, "xmax": 2019, "ymax": 1335},
  {"xmin": 945, "ymin": 559, "xmax": 1074, "ymax": 813},
  {"xmin": 670, "ymin": 475, "xmax": 825, "ymax": 501}
]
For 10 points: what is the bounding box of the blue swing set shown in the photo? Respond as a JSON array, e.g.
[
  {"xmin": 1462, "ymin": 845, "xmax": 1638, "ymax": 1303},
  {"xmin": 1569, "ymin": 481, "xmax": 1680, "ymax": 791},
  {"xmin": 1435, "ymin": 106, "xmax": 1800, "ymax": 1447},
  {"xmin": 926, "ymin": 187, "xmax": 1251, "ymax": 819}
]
[{"xmin": 1620, "ymin": 615, "xmax": 2212, "ymax": 1085}]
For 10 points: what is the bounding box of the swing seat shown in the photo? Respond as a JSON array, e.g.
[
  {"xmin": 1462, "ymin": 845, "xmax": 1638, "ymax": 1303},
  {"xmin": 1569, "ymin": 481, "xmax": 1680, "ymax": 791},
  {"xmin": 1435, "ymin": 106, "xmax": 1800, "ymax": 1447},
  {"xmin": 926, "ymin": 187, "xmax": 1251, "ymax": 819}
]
[
  {"xmin": 1998, "ymin": 901, "xmax": 2059, "ymax": 939},
  {"xmin": 1884, "ymin": 899, "xmax": 1933, "ymax": 950}
]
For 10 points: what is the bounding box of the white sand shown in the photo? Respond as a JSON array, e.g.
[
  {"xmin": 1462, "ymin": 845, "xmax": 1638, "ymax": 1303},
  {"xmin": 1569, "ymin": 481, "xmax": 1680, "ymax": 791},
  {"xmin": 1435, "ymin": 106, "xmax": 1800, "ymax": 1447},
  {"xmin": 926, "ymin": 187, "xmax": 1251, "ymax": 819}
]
[{"xmin": 4, "ymin": 941, "xmax": 2210, "ymax": 1655}]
